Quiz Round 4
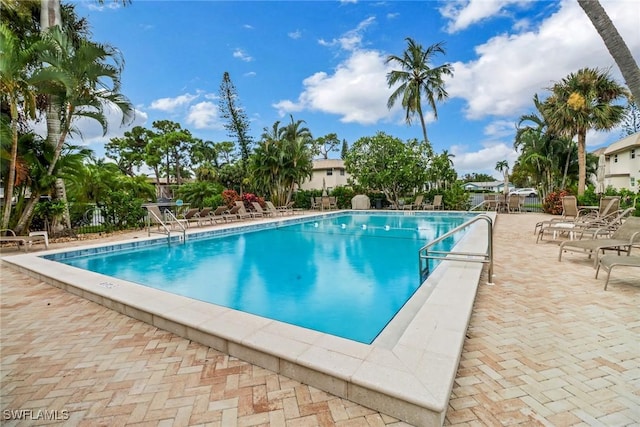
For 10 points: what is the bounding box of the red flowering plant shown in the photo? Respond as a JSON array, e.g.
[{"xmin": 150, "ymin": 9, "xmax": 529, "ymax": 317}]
[
  {"xmin": 543, "ymin": 190, "xmax": 571, "ymax": 215},
  {"xmin": 222, "ymin": 189, "xmax": 240, "ymax": 208},
  {"xmin": 240, "ymin": 193, "xmax": 265, "ymax": 209}
]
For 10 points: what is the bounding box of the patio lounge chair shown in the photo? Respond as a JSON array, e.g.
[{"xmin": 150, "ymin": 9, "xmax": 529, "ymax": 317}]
[
  {"xmin": 403, "ymin": 195, "xmax": 424, "ymax": 210},
  {"xmin": 310, "ymin": 197, "xmax": 320, "ymax": 210},
  {"xmin": 252, "ymin": 202, "xmax": 272, "ymax": 217},
  {"xmin": 193, "ymin": 207, "xmax": 214, "ymax": 226},
  {"xmin": 589, "ymin": 196, "xmax": 621, "ymax": 220},
  {"xmin": 281, "ymin": 201, "xmax": 295, "ymax": 214},
  {"xmin": 595, "ymin": 254, "xmax": 640, "ymax": 290},
  {"xmin": 211, "ymin": 206, "xmax": 232, "ymax": 223},
  {"xmin": 181, "ymin": 208, "xmax": 202, "ymax": 227},
  {"xmin": 534, "ymin": 196, "xmax": 590, "ymax": 235},
  {"xmin": 233, "ymin": 202, "xmax": 256, "ymax": 220},
  {"xmin": 558, "ymin": 217, "xmax": 640, "ymax": 267},
  {"xmin": 483, "ymin": 194, "xmax": 498, "ymax": 211},
  {"xmin": 0, "ymin": 229, "xmax": 49, "ymax": 251},
  {"xmin": 536, "ymin": 207, "xmax": 635, "ymax": 243},
  {"xmin": 423, "ymin": 194, "xmax": 443, "ymax": 210},
  {"xmin": 507, "ymin": 194, "xmax": 522, "ymax": 213},
  {"xmin": 328, "ymin": 196, "xmax": 338, "ymax": 210},
  {"xmin": 265, "ymin": 201, "xmax": 289, "ymax": 216}
]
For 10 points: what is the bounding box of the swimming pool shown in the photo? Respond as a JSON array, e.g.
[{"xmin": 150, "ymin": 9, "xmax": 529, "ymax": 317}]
[
  {"xmin": 6, "ymin": 210, "xmax": 494, "ymax": 426},
  {"xmin": 47, "ymin": 212, "xmax": 472, "ymax": 343}
]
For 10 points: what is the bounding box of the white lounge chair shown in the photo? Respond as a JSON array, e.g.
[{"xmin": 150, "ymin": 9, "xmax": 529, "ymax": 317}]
[{"xmin": 0, "ymin": 229, "xmax": 49, "ymax": 251}]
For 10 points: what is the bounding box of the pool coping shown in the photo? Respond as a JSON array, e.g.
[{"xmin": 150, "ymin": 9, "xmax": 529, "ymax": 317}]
[{"xmin": 2, "ymin": 210, "xmax": 495, "ymax": 426}]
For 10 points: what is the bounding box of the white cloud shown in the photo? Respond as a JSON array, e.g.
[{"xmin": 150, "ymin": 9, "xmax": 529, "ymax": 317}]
[
  {"xmin": 150, "ymin": 93, "xmax": 199, "ymax": 112},
  {"xmin": 318, "ymin": 16, "xmax": 375, "ymax": 51},
  {"xmin": 288, "ymin": 30, "xmax": 302, "ymax": 39},
  {"xmin": 446, "ymin": 0, "xmax": 639, "ymax": 120},
  {"xmin": 439, "ymin": 0, "xmax": 531, "ymax": 33},
  {"xmin": 273, "ymin": 49, "xmax": 398, "ymax": 125},
  {"xmin": 233, "ymin": 48, "xmax": 253, "ymax": 62},
  {"xmin": 451, "ymin": 141, "xmax": 518, "ymax": 177},
  {"xmin": 185, "ymin": 102, "xmax": 223, "ymax": 130}
]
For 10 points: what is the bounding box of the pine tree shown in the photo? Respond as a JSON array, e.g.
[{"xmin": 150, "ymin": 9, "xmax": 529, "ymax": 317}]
[
  {"xmin": 340, "ymin": 139, "xmax": 348, "ymax": 159},
  {"xmin": 218, "ymin": 72, "xmax": 253, "ymax": 166}
]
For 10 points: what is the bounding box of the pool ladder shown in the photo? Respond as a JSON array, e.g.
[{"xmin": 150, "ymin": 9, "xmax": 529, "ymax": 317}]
[
  {"xmin": 418, "ymin": 214, "xmax": 493, "ymax": 283},
  {"xmin": 146, "ymin": 208, "xmax": 187, "ymax": 244}
]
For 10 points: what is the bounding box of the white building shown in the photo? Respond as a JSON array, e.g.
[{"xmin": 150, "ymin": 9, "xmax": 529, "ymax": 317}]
[
  {"xmin": 298, "ymin": 159, "xmax": 351, "ymax": 192},
  {"xmin": 462, "ymin": 181, "xmax": 515, "ymax": 193},
  {"xmin": 601, "ymin": 132, "xmax": 640, "ymax": 192}
]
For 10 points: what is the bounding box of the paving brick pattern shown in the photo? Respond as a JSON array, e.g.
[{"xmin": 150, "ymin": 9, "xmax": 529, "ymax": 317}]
[{"xmin": 1, "ymin": 213, "xmax": 639, "ymax": 426}]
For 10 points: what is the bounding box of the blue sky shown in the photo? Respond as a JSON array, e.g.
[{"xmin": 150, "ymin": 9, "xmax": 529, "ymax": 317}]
[{"xmin": 63, "ymin": 0, "xmax": 639, "ymax": 178}]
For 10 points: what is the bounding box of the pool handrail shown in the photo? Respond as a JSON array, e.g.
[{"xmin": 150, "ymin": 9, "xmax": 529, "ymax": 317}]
[
  {"xmin": 418, "ymin": 214, "xmax": 493, "ymax": 283},
  {"xmin": 145, "ymin": 206, "xmax": 187, "ymax": 243}
]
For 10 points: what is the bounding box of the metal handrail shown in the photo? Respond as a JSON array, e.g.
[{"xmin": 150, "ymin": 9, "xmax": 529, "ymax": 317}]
[
  {"xmin": 145, "ymin": 207, "xmax": 186, "ymax": 244},
  {"xmin": 163, "ymin": 209, "xmax": 187, "ymax": 242},
  {"xmin": 146, "ymin": 208, "xmax": 172, "ymax": 237},
  {"xmin": 418, "ymin": 214, "xmax": 493, "ymax": 283}
]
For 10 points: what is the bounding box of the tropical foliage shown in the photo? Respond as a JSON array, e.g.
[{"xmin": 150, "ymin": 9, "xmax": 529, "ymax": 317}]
[
  {"xmin": 249, "ymin": 116, "xmax": 314, "ymax": 206},
  {"xmin": 540, "ymin": 67, "xmax": 628, "ymax": 196},
  {"xmin": 344, "ymin": 132, "xmax": 430, "ymax": 208}
]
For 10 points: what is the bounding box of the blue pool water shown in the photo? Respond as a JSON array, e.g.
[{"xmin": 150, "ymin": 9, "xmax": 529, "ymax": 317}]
[{"xmin": 53, "ymin": 213, "xmax": 474, "ymax": 343}]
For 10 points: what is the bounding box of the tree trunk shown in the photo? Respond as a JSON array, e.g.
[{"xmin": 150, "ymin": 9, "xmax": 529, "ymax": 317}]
[
  {"xmin": 55, "ymin": 178, "xmax": 72, "ymax": 229},
  {"xmin": 2, "ymin": 104, "xmax": 20, "ymax": 230},
  {"xmin": 560, "ymin": 140, "xmax": 573, "ymax": 189},
  {"xmin": 40, "ymin": 0, "xmax": 61, "ymax": 30},
  {"xmin": 15, "ymin": 0, "xmax": 65, "ymax": 234},
  {"xmin": 578, "ymin": 0, "xmax": 640, "ymax": 102},
  {"xmin": 14, "ymin": 191, "xmax": 40, "ymax": 234},
  {"xmin": 577, "ymin": 129, "xmax": 587, "ymax": 196}
]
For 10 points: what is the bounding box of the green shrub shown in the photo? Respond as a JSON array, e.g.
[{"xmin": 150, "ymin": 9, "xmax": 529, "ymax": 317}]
[
  {"xmin": 204, "ymin": 194, "xmax": 225, "ymax": 209},
  {"xmin": 441, "ymin": 187, "xmax": 471, "ymax": 211},
  {"xmin": 330, "ymin": 186, "xmax": 356, "ymax": 209}
]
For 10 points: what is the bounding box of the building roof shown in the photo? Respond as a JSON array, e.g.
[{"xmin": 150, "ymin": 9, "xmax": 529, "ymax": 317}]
[
  {"xmin": 312, "ymin": 159, "xmax": 346, "ymax": 170},
  {"xmin": 463, "ymin": 181, "xmax": 505, "ymax": 188},
  {"xmin": 603, "ymin": 132, "xmax": 640, "ymax": 156}
]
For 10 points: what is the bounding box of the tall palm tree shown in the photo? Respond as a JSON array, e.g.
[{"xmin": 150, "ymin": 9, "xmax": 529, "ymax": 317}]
[
  {"xmin": 250, "ymin": 117, "xmax": 313, "ymax": 205},
  {"xmin": 516, "ymin": 94, "xmax": 576, "ymax": 193},
  {"xmin": 386, "ymin": 38, "xmax": 453, "ymax": 147},
  {"xmin": 495, "ymin": 160, "xmax": 510, "ymax": 196},
  {"xmin": 0, "ymin": 24, "xmax": 42, "ymax": 229},
  {"xmin": 578, "ymin": 0, "xmax": 640, "ymax": 103},
  {"xmin": 14, "ymin": 27, "xmax": 133, "ymax": 233},
  {"xmin": 542, "ymin": 68, "xmax": 628, "ymax": 196}
]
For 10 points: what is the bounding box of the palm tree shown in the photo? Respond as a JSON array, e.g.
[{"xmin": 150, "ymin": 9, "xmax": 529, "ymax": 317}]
[
  {"xmin": 14, "ymin": 27, "xmax": 133, "ymax": 233},
  {"xmin": 0, "ymin": 24, "xmax": 42, "ymax": 229},
  {"xmin": 250, "ymin": 117, "xmax": 313, "ymax": 205},
  {"xmin": 386, "ymin": 38, "xmax": 453, "ymax": 147},
  {"xmin": 495, "ymin": 160, "xmax": 510, "ymax": 196},
  {"xmin": 578, "ymin": 0, "xmax": 640, "ymax": 103},
  {"xmin": 515, "ymin": 94, "xmax": 577, "ymax": 194},
  {"xmin": 542, "ymin": 67, "xmax": 628, "ymax": 196}
]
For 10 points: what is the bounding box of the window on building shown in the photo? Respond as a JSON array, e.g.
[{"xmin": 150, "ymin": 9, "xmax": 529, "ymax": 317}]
[
  {"xmin": 326, "ymin": 169, "xmax": 333, "ymax": 176},
  {"xmin": 340, "ymin": 169, "xmax": 345, "ymax": 176},
  {"xmin": 631, "ymin": 177, "xmax": 636, "ymax": 187},
  {"xmin": 631, "ymin": 149, "xmax": 636, "ymax": 159},
  {"xmin": 614, "ymin": 154, "xmax": 618, "ymax": 163}
]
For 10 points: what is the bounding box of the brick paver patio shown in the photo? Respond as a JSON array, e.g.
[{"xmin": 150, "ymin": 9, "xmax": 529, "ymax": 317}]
[{"xmin": 1, "ymin": 212, "xmax": 638, "ymax": 426}]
